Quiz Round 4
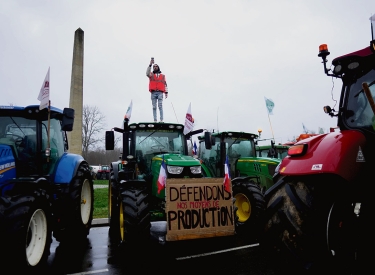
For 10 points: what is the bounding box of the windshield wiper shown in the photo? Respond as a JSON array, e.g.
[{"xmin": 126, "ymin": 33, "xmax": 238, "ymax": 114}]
[
  {"xmin": 10, "ymin": 117, "xmax": 26, "ymax": 136},
  {"xmin": 139, "ymin": 125, "xmax": 163, "ymax": 144}
]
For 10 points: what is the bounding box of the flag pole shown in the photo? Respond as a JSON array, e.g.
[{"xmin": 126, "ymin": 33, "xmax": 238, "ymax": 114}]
[
  {"xmin": 268, "ymin": 112, "xmax": 275, "ymax": 141},
  {"xmin": 47, "ymin": 100, "xmax": 51, "ymax": 162}
]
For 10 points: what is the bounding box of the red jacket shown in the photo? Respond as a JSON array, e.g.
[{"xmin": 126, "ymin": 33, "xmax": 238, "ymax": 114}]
[{"xmin": 149, "ymin": 73, "xmax": 167, "ymax": 93}]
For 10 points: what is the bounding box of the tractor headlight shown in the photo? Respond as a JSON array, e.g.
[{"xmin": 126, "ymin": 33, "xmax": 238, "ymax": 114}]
[
  {"xmin": 190, "ymin": 166, "xmax": 201, "ymax": 174},
  {"xmin": 167, "ymin": 166, "xmax": 183, "ymax": 174}
]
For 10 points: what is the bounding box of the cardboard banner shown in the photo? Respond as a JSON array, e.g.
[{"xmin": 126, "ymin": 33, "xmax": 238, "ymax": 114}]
[{"xmin": 166, "ymin": 178, "xmax": 235, "ymax": 241}]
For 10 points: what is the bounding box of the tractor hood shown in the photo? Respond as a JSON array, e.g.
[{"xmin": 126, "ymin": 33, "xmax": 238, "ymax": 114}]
[{"xmin": 155, "ymin": 154, "xmax": 201, "ymax": 166}]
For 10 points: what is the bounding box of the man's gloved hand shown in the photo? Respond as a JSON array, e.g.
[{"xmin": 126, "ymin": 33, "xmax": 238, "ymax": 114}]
[{"xmin": 165, "ymin": 92, "xmax": 168, "ymax": 99}]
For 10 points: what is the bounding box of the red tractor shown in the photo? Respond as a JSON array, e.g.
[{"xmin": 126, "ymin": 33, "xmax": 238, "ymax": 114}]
[
  {"xmin": 96, "ymin": 164, "xmax": 110, "ymax": 180},
  {"xmin": 261, "ymin": 22, "xmax": 375, "ymax": 273}
]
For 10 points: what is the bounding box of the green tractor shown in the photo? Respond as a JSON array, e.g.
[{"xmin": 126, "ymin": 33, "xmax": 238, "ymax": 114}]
[
  {"xmin": 105, "ymin": 119, "xmax": 242, "ymax": 246},
  {"xmin": 197, "ymin": 131, "xmax": 280, "ymax": 233},
  {"xmin": 256, "ymin": 140, "xmax": 290, "ymax": 160}
]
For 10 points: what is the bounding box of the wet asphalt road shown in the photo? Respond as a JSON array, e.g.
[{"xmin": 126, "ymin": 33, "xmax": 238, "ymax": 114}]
[{"xmin": 30, "ymin": 223, "xmax": 280, "ymax": 275}]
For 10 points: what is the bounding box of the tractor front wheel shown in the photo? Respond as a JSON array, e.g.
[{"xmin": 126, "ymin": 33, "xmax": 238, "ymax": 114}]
[
  {"xmin": 108, "ymin": 170, "xmax": 121, "ymax": 245},
  {"xmin": 120, "ymin": 187, "xmax": 151, "ymax": 244},
  {"xmin": 232, "ymin": 180, "xmax": 265, "ymax": 236},
  {"xmin": 54, "ymin": 163, "xmax": 94, "ymax": 242}
]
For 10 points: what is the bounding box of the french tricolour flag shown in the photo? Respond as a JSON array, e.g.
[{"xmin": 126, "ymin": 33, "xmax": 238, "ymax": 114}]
[
  {"xmin": 192, "ymin": 141, "xmax": 197, "ymax": 155},
  {"xmin": 157, "ymin": 155, "xmax": 167, "ymax": 194},
  {"xmin": 223, "ymin": 155, "xmax": 231, "ymax": 192}
]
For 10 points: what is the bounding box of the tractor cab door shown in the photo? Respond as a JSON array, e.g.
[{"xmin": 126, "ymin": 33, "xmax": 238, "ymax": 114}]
[
  {"xmin": 341, "ymin": 64, "xmax": 375, "ymax": 163},
  {"xmin": 41, "ymin": 117, "xmax": 65, "ymax": 175}
]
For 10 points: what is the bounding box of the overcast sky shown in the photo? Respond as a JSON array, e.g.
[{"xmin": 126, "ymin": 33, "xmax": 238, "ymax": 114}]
[{"xmin": 1, "ymin": 0, "xmax": 374, "ymax": 147}]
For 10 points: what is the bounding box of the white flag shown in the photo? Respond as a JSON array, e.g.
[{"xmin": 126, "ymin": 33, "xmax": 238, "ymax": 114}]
[
  {"xmin": 124, "ymin": 100, "xmax": 133, "ymax": 121},
  {"xmin": 38, "ymin": 67, "xmax": 50, "ymax": 110},
  {"xmin": 264, "ymin": 97, "xmax": 274, "ymax": 115},
  {"xmin": 183, "ymin": 102, "xmax": 194, "ymax": 135}
]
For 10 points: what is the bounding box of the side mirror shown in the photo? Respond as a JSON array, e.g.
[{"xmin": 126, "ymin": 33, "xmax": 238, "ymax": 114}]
[
  {"xmin": 204, "ymin": 132, "xmax": 212, "ymax": 150},
  {"xmin": 105, "ymin": 131, "xmax": 115, "ymax": 150},
  {"xmin": 62, "ymin": 108, "xmax": 74, "ymax": 131}
]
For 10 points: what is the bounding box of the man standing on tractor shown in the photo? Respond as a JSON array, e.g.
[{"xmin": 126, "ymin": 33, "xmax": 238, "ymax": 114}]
[{"xmin": 146, "ymin": 57, "xmax": 168, "ymax": 122}]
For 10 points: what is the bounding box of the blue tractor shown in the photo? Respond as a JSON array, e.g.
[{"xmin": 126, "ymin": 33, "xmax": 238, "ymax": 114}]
[{"xmin": 0, "ymin": 105, "xmax": 94, "ymax": 270}]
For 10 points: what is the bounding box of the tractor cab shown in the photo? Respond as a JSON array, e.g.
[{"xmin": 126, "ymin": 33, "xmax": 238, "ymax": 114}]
[
  {"xmin": 319, "ymin": 42, "xmax": 375, "ymax": 141},
  {"xmin": 106, "ymin": 121, "xmax": 203, "ymax": 200},
  {"xmin": 198, "ymin": 131, "xmax": 258, "ymax": 178},
  {"xmin": 198, "ymin": 131, "xmax": 279, "ymax": 191},
  {"xmin": 0, "ymin": 105, "xmax": 73, "ymax": 180}
]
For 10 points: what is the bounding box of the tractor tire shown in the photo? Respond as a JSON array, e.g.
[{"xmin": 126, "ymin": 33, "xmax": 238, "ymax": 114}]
[
  {"xmin": 97, "ymin": 172, "xmax": 102, "ymax": 180},
  {"xmin": 326, "ymin": 199, "xmax": 371, "ymax": 274},
  {"xmin": 119, "ymin": 187, "xmax": 151, "ymax": 245},
  {"xmin": 91, "ymin": 172, "xmax": 97, "ymax": 180},
  {"xmin": 232, "ymin": 180, "xmax": 265, "ymax": 237},
  {"xmin": 54, "ymin": 163, "xmax": 93, "ymax": 243},
  {"xmin": 260, "ymin": 176, "xmax": 343, "ymax": 274},
  {"xmin": 0, "ymin": 190, "xmax": 52, "ymax": 271},
  {"xmin": 108, "ymin": 170, "xmax": 121, "ymax": 244}
]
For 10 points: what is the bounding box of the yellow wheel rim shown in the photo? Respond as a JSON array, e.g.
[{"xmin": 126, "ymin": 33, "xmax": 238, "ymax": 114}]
[
  {"xmin": 234, "ymin": 193, "xmax": 251, "ymax": 222},
  {"xmin": 119, "ymin": 201, "xmax": 124, "ymax": 241}
]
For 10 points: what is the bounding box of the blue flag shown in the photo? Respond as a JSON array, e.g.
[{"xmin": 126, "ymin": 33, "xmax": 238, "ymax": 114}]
[{"xmin": 264, "ymin": 97, "xmax": 274, "ymax": 115}]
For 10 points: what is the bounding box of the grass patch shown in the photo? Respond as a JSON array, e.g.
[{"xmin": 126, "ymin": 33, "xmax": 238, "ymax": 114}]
[
  {"xmin": 93, "ymin": 187, "xmax": 108, "ymax": 219},
  {"xmin": 93, "ymin": 179, "xmax": 109, "ymax": 185}
]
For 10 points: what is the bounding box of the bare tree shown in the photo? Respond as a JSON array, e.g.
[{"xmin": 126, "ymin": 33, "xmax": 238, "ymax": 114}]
[{"xmin": 82, "ymin": 105, "xmax": 106, "ymax": 158}]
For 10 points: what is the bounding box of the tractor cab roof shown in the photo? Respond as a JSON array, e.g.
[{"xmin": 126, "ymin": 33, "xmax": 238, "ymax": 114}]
[
  {"xmin": 197, "ymin": 131, "xmax": 258, "ymax": 141},
  {"xmin": 0, "ymin": 105, "xmax": 64, "ymax": 120},
  {"xmin": 128, "ymin": 122, "xmax": 184, "ymax": 131},
  {"xmin": 332, "ymin": 46, "xmax": 373, "ymax": 64},
  {"xmin": 331, "ymin": 45, "xmax": 375, "ymax": 77}
]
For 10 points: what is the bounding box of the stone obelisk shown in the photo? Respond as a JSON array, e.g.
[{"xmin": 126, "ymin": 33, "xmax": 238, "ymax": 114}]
[{"xmin": 67, "ymin": 28, "xmax": 84, "ymax": 155}]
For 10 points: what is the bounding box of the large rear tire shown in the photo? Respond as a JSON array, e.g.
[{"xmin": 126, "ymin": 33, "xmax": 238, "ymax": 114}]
[
  {"xmin": 120, "ymin": 187, "xmax": 151, "ymax": 244},
  {"xmin": 54, "ymin": 163, "xmax": 94, "ymax": 242},
  {"xmin": 261, "ymin": 177, "xmax": 339, "ymax": 273},
  {"xmin": 232, "ymin": 180, "xmax": 265, "ymax": 236},
  {"xmin": 0, "ymin": 191, "xmax": 52, "ymax": 270}
]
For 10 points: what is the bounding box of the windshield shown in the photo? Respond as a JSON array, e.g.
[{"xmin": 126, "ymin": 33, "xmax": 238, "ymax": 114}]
[
  {"xmin": 345, "ymin": 69, "xmax": 375, "ymax": 133},
  {"xmin": 0, "ymin": 115, "xmax": 65, "ymax": 175},
  {"xmin": 257, "ymin": 147, "xmax": 288, "ymax": 159},
  {"xmin": 135, "ymin": 129, "xmax": 185, "ymax": 155},
  {"xmin": 198, "ymin": 136, "xmax": 255, "ymax": 177}
]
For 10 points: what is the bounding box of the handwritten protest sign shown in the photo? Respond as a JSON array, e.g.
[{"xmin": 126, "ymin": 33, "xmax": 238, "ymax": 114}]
[{"xmin": 166, "ymin": 178, "xmax": 235, "ymax": 241}]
